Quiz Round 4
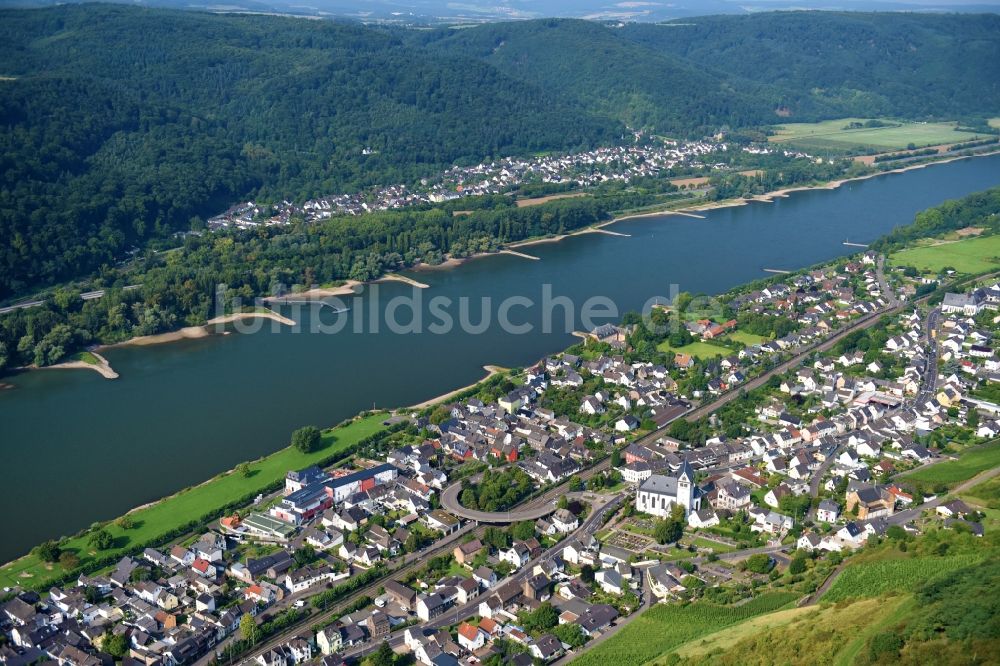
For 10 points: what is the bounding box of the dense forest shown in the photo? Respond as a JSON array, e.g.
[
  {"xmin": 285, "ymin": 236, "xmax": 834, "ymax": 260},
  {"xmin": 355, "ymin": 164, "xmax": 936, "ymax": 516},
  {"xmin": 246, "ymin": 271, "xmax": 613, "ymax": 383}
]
[
  {"xmin": 621, "ymin": 12, "xmax": 1000, "ymax": 126},
  {"xmin": 0, "ymin": 5, "xmax": 621, "ymax": 297}
]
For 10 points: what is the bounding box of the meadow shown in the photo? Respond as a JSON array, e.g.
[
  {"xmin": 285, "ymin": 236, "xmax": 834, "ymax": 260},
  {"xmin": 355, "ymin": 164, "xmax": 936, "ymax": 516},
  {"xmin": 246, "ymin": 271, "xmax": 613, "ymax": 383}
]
[
  {"xmin": 0, "ymin": 414, "xmax": 388, "ymax": 589},
  {"xmin": 656, "ymin": 340, "xmax": 732, "ymax": 359},
  {"xmin": 890, "ymin": 234, "xmax": 1000, "ymax": 275},
  {"xmin": 900, "ymin": 439, "xmax": 1000, "ymax": 491},
  {"xmin": 568, "ymin": 592, "xmax": 798, "ymax": 666},
  {"xmin": 769, "ymin": 118, "xmax": 984, "ymax": 154}
]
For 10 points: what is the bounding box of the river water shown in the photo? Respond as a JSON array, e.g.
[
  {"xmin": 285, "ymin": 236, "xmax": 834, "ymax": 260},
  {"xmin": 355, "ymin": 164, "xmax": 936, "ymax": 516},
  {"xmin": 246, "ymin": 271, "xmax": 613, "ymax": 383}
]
[{"xmin": 1, "ymin": 154, "xmax": 998, "ymax": 564}]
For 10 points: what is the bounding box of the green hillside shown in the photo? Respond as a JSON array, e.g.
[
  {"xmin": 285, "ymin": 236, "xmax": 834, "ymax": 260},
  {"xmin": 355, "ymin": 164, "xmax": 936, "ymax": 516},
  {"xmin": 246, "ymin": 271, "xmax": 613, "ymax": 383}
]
[
  {"xmin": 622, "ymin": 12, "xmax": 1000, "ymax": 122},
  {"xmin": 0, "ymin": 5, "xmax": 619, "ymax": 298}
]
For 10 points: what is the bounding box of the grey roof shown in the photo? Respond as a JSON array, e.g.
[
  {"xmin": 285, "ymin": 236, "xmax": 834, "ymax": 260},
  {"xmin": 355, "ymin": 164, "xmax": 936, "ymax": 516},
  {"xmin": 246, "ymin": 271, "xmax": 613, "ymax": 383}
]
[{"xmin": 638, "ymin": 474, "xmax": 678, "ymax": 497}]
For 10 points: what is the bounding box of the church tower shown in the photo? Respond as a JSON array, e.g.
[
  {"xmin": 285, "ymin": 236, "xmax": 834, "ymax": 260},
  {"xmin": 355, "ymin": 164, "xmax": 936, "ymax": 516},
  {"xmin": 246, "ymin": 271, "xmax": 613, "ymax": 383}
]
[{"xmin": 676, "ymin": 460, "xmax": 696, "ymax": 516}]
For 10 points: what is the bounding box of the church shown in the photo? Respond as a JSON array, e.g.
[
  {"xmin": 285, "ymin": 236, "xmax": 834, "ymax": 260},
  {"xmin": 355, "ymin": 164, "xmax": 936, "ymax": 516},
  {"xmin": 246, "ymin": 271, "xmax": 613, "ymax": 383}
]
[{"xmin": 635, "ymin": 461, "xmax": 701, "ymax": 518}]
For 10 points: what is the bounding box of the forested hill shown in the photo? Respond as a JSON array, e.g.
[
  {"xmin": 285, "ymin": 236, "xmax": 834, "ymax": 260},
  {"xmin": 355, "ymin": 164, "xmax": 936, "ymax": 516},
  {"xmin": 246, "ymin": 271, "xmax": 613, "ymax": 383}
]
[
  {"xmin": 406, "ymin": 19, "xmax": 788, "ymax": 134},
  {"xmin": 620, "ymin": 12, "xmax": 1000, "ymax": 122},
  {"xmin": 0, "ymin": 5, "xmax": 620, "ymax": 298},
  {"xmin": 412, "ymin": 14, "xmax": 1000, "ymax": 130},
  {"xmin": 1, "ymin": 6, "xmax": 999, "ymax": 302}
]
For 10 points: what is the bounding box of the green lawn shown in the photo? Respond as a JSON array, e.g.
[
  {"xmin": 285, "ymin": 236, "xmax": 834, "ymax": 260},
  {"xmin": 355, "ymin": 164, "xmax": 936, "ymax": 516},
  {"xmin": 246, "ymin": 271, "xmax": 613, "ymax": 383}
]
[
  {"xmin": 768, "ymin": 118, "xmax": 984, "ymax": 154},
  {"xmin": 569, "ymin": 592, "xmax": 798, "ymax": 666},
  {"xmin": 691, "ymin": 536, "xmax": 736, "ymax": 553},
  {"xmin": 725, "ymin": 331, "xmax": 768, "ymax": 347},
  {"xmin": 900, "ymin": 439, "xmax": 1000, "ymax": 491},
  {"xmin": 0, "ymin": 414, "xmax": 388, "ymax": 589},
  {"xmin": 890, "ymin": 234, "xmax": 1000, "ymax": 275},
  {"xmin": 656, "ymin": 340, "xmax": 732, "ymax": 360}
]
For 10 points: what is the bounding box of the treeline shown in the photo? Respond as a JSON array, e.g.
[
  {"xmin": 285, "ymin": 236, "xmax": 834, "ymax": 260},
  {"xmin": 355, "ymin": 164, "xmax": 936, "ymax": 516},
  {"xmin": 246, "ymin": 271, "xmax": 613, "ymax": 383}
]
[
  {"xmin": 708, "ymin": 159, "xmax": 857, "ymax": 201},
  {"xmin": 871, "ymin": 186, "xmax": 1000, "ymax": 252},
  {"xmin": 0, "ymin": 196, "xmax": 611, "ymax": 372}
]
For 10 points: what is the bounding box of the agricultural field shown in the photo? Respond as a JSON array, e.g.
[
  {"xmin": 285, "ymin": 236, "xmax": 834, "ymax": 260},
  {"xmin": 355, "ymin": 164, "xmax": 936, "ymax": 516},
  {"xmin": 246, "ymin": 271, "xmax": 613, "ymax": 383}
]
[
  {"xmin": 568, "ymin": 592, "xmax": 798, "ymax": 666},
  {"xmin": 962, "ymin": 474, "xmax": 1000, "ymax": 510},
  {"xmin": 656, "ymin": 339, "xmax": 732, "ymax": 359},
  {"xmin": 823, "ymin": 553, "xmax": 983, "ymax": 602},
  {"xmin": 661, "ymin": 596, "xmax": 911, "ymax": 666},
  {"xmin": 0, "ymin": 414, "xmax": 388, "ymax": 589},
  {"xmin": 768, "ymin": 118, "xmax": 984, "ymax": 154},
  {"xmin": 900, "ymin": 439, "xmax": 1000, "ymax": 491},
  {"xmin": 890, "ymin": 234, "xmax": 1000, "ymax": 275},
  {"xmin": 989, "ymin": 118, "xmax": 1000, "ymax": 129}
]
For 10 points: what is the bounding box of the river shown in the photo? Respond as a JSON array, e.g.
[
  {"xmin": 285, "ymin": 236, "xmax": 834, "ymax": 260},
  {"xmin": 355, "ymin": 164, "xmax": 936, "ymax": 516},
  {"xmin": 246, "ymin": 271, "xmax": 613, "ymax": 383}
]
[{"xmin": 1, "ymin": 154, "xmax": 998, "ymax": 564}]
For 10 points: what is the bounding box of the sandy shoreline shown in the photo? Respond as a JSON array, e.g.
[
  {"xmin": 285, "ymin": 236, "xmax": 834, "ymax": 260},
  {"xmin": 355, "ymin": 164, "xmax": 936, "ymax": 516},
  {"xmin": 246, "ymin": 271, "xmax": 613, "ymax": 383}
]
[
  {"xmin": 408, "ymin": 365, "xmax": 507, "ymax": 409},
  {"xmin": 36, "ymin": 351, "xmax": 119, "ymax": 379},
  {"xmin": 103, "ymin": 309, "xmax": 296, "ymax": 349}
]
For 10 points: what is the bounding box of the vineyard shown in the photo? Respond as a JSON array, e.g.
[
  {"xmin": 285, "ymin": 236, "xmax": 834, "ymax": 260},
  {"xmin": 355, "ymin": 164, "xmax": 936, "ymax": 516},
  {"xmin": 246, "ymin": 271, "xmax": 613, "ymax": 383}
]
[
  {"xmin": 569, "ymin": 592, "xmax": 798, "ymax": 666},
  {"xmin": 823, "ymin": 554, "xmax": 983, "ymax": 602},
  {"xmin": 900, "ymin": 439, "xmax": 1000, "ymax": 491}
]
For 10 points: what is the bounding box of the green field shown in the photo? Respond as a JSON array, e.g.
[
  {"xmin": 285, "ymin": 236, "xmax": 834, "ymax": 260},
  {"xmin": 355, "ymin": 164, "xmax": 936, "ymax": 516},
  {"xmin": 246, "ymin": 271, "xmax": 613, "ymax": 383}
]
[
  {"xmin": 900, "ymin": 439, "xmax": 1000, "ymax": 491},
  {"xmin": 656, "ymin": 340, "xmax": 732, "ymax": 359},
  {"xmin": 769, "ymin": 118, "xmax": 984, "ymax": 154},
  {"xmin": 0, "ymin": 414, "xmax": 388, "ymax": 589},
  {"xmin": 568, "ymin": 592, "xmax": 797, "ymax": 666},
  {"xmin": 890, "ymin": 234, "xmax": 1000, "ymax": 275},
  {"xmin": 823, "ymin": 554, "xmax": 982, "ymax": 602},
  {"xmin": 725, "ymin": 331, "xmax": 768, "ymax": 347},
  {"xmin": 962, "ymin": 475, "xmax": 1000, "ymax": 509}
]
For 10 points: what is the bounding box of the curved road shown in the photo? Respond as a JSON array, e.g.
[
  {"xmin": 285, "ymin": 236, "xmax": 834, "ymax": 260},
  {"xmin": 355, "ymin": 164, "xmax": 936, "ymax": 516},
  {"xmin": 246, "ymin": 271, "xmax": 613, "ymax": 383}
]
[{"xmin": 441, "ymin": 480, "xmax": 561, "ymax": 522}]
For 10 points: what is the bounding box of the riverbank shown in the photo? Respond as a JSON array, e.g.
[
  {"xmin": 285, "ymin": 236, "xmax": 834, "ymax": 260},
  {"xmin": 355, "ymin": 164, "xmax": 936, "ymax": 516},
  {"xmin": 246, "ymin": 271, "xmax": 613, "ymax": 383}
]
[
  {"xmin": 408, "ymin": 365, "xmax": 508, "ymax": 409},
  {"xmin": 0, "ymin": 413, "xmax": 389, "ymax": 589},
  {"xmin": 31, "ymin": 351, "xmax": 119, "ymax": 379},
  {"xmin": 105, "ymin": 309, "xmax": 295, "ymax": 348}
]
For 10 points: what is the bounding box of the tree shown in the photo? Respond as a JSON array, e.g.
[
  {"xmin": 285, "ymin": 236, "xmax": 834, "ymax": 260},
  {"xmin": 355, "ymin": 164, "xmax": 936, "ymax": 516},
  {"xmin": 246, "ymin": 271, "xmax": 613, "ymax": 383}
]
[
  {"xmin": 744, "ymin": 553, "xmax": 773, "ymax": 574},
  {"xmin": 367, "ymin": 641, "xmax": 394, "ymax": 666},
  {"xmin": 291, "ymin": 425, "xmax": 322, "ymax": 453},
  {"xmin": 510, "ymin": 521, "xmax": 536, "ymax": 542},
  {"xmin": 294, "ymin": 545, "xmax": 316, "ymax": 567},
  {"xmin": 33, "ymin": 540, "xmax": 62, "ymax": 563},
  {"xmin": 557, "ymin": 495, "xmax": 569, "ymax": 510},
  {"xmin": 59, "ymin": 551, "xmax": 80, "ymax": 570},
  {"xmin": 429, "ymin": 406, "xmax": 451, "ymax": 425},
  {"xmin": 580, "ymin": 564, "xmax": 595, "ymax": 583},
  {"xmin": 788, "ymin": 556, "xmax": 807, "ymax": 575},
  {"xmin": 240, "ymin": 614, "xmax": 261, "ymax": 645},
  {"xmin": 552, "ymin": 622, "xmax": 586, "ymax": 648},
  {"xmin": 116, "ymin": 515, "xmax": 135, "ymax": 530},
  {"xmin": 103, "ymin": 633, "xmax": 129, "ymax": 658},
  {"xmin": 88, "ymin": 529, "xmax": 114, "ymax": 551},
  {"xmin": 520, "ymin": 602, "xmax": 559, "ymax": 633},
  {"xmin": 236, "ymin": 462, "xmax": 252, "ymax": 478}
]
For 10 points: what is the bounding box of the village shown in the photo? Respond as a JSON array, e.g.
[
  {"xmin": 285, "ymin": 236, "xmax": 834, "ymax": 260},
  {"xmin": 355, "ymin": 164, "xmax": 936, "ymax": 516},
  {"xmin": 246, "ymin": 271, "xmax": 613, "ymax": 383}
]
[
  {"xmin": 3, "ymin": 253, "xmax": 999, "ymax": 666},
  {"xmin": 206, "ymin": 138, "xmax": 811, "ymax": 230}
]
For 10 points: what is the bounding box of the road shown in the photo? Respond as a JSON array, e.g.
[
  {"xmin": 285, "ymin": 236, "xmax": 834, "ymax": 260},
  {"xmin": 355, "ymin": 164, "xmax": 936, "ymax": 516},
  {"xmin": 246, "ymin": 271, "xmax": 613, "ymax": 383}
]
[
  {"xmin": 0, "ymin": 285, "xmax": 141, "ymax": 315},
  {"xmin": 441, "ymin": 479, "xmax": 561, "ymax": 523},
  {"xmin": 231, "ymin": 460, "xmax": 620, "ymax": 664},
  {"xmin": 346, "ymin": 493, "xmax": 625, "ymax": 662}
]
